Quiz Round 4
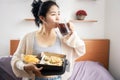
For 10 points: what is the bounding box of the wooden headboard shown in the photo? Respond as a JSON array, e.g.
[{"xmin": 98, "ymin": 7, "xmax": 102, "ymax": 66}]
[{"xmin": 10, "ymin": 39, "xmax": 110, "ymax": 69}]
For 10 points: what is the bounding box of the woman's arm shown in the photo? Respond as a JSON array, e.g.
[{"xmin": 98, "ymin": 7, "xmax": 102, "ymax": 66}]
[
  {"xmin": 62, "ymin": 22, "xmax": 86, "ymax": 57},
  {"xmin": 11, "ymin": 34, "xmax": 35, "ymax": 78}
]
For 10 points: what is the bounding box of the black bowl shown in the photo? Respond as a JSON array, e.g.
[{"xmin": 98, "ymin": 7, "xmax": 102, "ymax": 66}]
[{"xmin": 35, "ymin": 59, "xmax": 68, "ymax": 75}]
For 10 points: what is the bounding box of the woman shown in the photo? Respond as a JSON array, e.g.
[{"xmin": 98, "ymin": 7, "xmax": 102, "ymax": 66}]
[{"xmin": 11, "ymin": 0, "xmax": 86, "ymax": 80}]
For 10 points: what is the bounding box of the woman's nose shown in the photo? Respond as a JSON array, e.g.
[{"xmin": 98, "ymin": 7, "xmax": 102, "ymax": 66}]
[{"xmin": 56, "ymin": 15, "xmax": 60, "ymax": 21}]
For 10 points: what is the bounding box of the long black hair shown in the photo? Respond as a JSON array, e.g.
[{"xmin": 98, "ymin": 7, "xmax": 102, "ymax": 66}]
[{"xmin": 31, "ymin": 0, "xmax": 59, "ymax": 27}]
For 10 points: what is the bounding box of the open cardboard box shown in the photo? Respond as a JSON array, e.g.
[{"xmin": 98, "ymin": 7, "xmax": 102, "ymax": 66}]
[{"xmin": 36, "ymin": 52, "xmax": 68, "ymax": 75}]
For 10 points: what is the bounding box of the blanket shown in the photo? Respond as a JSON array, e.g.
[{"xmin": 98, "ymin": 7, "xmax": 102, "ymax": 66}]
[
  {"xmin": 0, "ymin": 56, "xmax": 22, "ymax": 80},
  {"xmin": 69, "ymin": 61, "xmax": 115, "ymax": 80}
]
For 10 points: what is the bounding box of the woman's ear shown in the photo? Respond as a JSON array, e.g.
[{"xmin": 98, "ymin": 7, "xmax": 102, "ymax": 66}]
[{"xmin": 39, "ymin": 16, "xmax": 46, "ymax": 23}]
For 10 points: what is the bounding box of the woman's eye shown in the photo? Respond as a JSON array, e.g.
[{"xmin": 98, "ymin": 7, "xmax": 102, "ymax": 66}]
[{"xmin": 51, "ymin": 14, "xmax": 56, "ymax": 16}]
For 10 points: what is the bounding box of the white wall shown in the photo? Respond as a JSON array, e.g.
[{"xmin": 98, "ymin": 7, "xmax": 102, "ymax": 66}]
[
  {"xmin": 105, "ymin": 0, "xmax": 120, "ymax": 80},
  {"xmin": 0, "ymin": 0, "xmax": 37, "ymax": 56}
]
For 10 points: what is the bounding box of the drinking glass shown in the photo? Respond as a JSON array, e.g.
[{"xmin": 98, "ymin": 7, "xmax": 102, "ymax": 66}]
[{"xmin": 58, "ymin": 20, "xmax": 70, "ymax": 36}]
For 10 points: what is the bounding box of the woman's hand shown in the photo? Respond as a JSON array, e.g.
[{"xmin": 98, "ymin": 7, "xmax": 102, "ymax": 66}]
[
  {"xmin": 24, "ymin": 63, "xmax": 43, "ymax": 77},
  {"xmin": 63, "ymin": 22, "xmax": 75, "ymax": 39},
  {"xmin": 67, "ymin": 22, "xmax": 74, "ymax": 34}
]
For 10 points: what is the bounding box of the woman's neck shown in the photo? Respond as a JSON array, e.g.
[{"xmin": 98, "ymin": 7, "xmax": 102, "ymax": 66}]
[
  {"xmin": 36, "ymin": 25, "xmax": 57, "ymax": 47},
  {"xmin": 37, "ymin": 25, "xmax": 56, "ymax": 38}
]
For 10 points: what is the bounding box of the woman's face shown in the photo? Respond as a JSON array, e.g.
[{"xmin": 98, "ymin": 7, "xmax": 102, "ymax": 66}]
[{"xmin": 43, "ymin": 5, "xmax": 60, "ymax": 29}]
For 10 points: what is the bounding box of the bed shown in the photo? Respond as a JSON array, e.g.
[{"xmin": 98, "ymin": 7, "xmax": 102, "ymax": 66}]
[{"xmin": 0, "ymin": 39, "xmax": 115, "ymax": 80}]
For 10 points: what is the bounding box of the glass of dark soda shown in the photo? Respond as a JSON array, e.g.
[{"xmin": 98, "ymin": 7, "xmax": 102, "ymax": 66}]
[{"xmin": 58, "ymin": 23, "xmax": 70, "ymax": 36}]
